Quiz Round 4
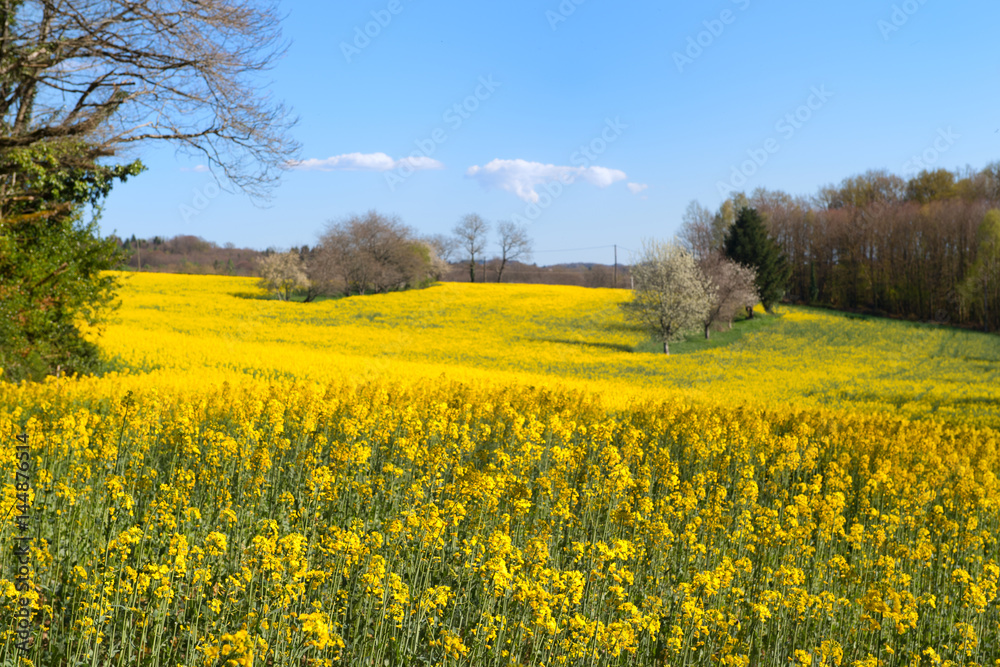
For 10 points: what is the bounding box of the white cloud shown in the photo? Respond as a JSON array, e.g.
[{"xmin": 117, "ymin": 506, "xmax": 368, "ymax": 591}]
[
  {"xmin": 465, "ymin": 158, "xmax": 627, "ymax": 203},
  {"xmin": 287, "ymin": 152, "xmax": 444, "ymax": 172},
  {"xmin": 395, "ymin": 156, "xmax": 444, "ymax": 170},
  {"xmin": 627, "ymin": 182, "xmax": 648, "ymax": 195},
  {"xmin": 180, "ymin": 164, "xmax": 210, "ymax": 173}
]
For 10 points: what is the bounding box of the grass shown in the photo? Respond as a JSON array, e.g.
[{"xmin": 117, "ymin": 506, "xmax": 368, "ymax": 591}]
[
  {"xmin": 631, "ymin": 307, "xmax": 783, "ymax": 355},
  {"xmin": 230, "ymin": 291, "xmax": 346, "ymax": 303},
  {"xmin": 286, "ymin": 292, "xmax": 344, "ymax": 303}
]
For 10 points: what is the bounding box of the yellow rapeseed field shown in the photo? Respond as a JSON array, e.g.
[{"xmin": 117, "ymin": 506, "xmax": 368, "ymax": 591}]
[
  {"xmin": 2, "ymin": 272, "xmax": 1000, "ymax": 666},
  {"xmin": 96, "ymin": 272, "xmax": 1000, "ymax": 424}
]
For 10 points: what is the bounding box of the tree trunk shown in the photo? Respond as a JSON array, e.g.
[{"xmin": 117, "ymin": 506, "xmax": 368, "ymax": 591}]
[
  {"xmin": 663, "ymin": 341, "xmax": 669, "ymax": 355},
  {"xmin": 704, "ymin": 324, "xmax": 710, "ymax": 339},
  {"xmin": 746, "ymin": 305, "xmax": 754, "ymax": 319},
  {"xmin": 469, "ymin": 260, "xmax": 475, "ymax": 283}
]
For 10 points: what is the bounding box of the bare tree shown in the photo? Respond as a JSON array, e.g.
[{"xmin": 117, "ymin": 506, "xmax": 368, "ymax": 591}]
[
  {"xmin": 583, "ymin": 265, "xmax": 616, "ymax": 288},
  {"xmin": 698, "ymin": 253, "xmax": 759, "ymax": 338},
  {"xmin": 312, "ymin": 210, "xmax": 434, "ymax": 296},
  {"xmin": 0, "ymin": 0, "xmax": 299, "ymax": 209},
  {"xmin": 621, "ymin": 239, "xmax": 712, "ymax": 354},
  {"xmin": 425, "ymin": 233, "xmax": 459, "ymax": 265},
  {"xmin": 679, "ymin": 200, "xmax": 727, "ymax": 262},
  {"xmin": 494, "ymin": 221, "xmax": 533, "ymax": 282},
  {"xmin": 257, "ymin": 251, "xmax": 308, "ymax": 300},
  {"xmin": 453, "ymin": 213, "xmax": 490, "ymax": 282}
]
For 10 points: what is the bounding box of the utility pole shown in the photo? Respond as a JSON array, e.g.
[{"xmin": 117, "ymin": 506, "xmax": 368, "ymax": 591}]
[{"xmin": 613, "ymin": 245, "xmax": 617, "ymax": 288}]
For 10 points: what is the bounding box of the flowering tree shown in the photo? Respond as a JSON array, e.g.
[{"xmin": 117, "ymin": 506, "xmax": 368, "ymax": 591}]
[
  {"xmin": 699, "ymin": 253, "xmax": 759, "ymax": 338},
  {"xmin": 621, "ymin": 238, "xmax": 712, "ymax": 354},
  {"xmin": 258, "ymin": 251, "xmax": 309, "ymax": 301}
]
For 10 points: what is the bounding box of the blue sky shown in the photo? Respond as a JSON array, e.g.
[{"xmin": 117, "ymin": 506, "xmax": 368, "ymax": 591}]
[{"xmin": 99, "ymin": 0, "xmax": 1000, "ymax": 265}]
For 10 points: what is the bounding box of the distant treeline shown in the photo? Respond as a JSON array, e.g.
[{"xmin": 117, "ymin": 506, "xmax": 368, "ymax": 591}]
[
  {"xmin": 113, "ymin": 234, "xmax": 264, "ymax": 276},
  {"xmin": 687, "ymin": 164, "xmax": 1000, "ymax": 331},
  {"xmin": 440, "ymin": 262, "xmax": 629, "ymax": 288},
  {"xmin": 114, "ymin": 233, "xmax": 630, "ymax": 288}
]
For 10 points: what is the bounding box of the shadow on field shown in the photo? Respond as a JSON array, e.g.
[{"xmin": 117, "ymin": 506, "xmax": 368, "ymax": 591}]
[
  {"xmin": 230, "ymin": 291, "xmax": 272, "ymax": 300},
  {"xmin": 527, "ymin": 337, "xmax": 634, "ymax": 353},
  {"xmin": 229, "ymin": 291, "xmax": 345, "ymax": 303}
]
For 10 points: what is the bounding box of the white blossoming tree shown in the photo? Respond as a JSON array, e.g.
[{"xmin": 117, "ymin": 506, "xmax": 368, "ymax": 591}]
[
  {"xmin": 258, "ymin": 251, "xmax": 309, "ymax": 301},
  {"xmin": 622, "ymin": 238, "xmax": 713, "ymax": 354}
]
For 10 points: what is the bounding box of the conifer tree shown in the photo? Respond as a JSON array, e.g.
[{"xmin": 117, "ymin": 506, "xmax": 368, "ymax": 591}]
[{"xmin": 722, "ymin": 206, "xmax": 791, "ymax": 313}]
